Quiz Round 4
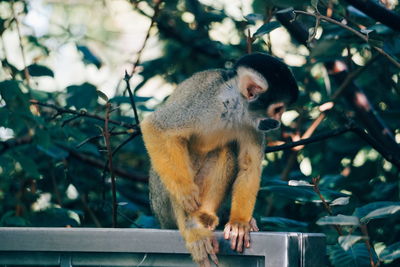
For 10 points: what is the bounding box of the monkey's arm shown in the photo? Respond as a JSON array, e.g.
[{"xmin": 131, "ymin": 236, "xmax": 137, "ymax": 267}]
[
  {"xmin": 141, "ymin": 118, "xmax": 200, "ymax": 213},
  {"xmin": 224, "ymin": 134, "xmax": 263, "ymax": 252}
]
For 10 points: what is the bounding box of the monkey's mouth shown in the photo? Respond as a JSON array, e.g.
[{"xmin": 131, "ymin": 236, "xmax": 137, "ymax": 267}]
[{"xmin": 257, "ymin": 118, "xmax": 280, "ymax": 131}]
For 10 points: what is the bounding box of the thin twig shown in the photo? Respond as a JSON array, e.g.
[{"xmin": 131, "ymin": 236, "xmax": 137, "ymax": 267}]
[
  {"xmin": 360, "ymin": 224, "xmax": 377, "ymax": 267},
  {"xmin": 312, "ymin": 176, "xmax": 343, "ymax": 236},
  {"xmin": 81, "ymin": 194, "xmax": 102, "ymax": 228},
  {"xmin": 129, "ymin": 0, "xmax": 164, "ymax": 77},
  {"xmin": 307, "ymin": 17, "xmax": 320, "ymax": 43},
  {"xmin": 266, "ymin": 124, "xmax": 400, "ymax": 169},
  {"xmin": 112, "ymin": 132, "xmax": 141, "ymax": 157},
  {"xmin": 294, "ymin": 10, "xmax": 400, "ymax": 68},
  {"xmin": 247, "ymin": 28, "xmax": 253, "ymax": 54},
  {"xmin": 265, "ymin": 125, "xmax": 352, "ymax": 153},
  {"xmin": 58, "ymin": 142, "xmax": 148, "ymax": 182},
  {"xmin": 0, "ymin": 134, "xmax": 32, "ymax": 154},
  {"xmin": 124, "ymin": 71, "xmax": 140, "ymax": 125},
  {"xmin": 103, "ymin": 102, "xmax": 117, "ymax": 227},
  {"xmin": 76, "ymin": 131, "xmax": 129, "ymax": 149},
  {"xmin": 61, "ymin": 114, "xmax": 81, "ymax": 127},
  {"xmin": 300, "ymin": 54, "xmax": 378, "ymax": 141},
  {"xmin": 30, "ymin": 100, "xmax": 138, "ymax": 129},
  {"xmin": 11, "ymin": 1, "xmax": 30, "ymax": 85}
]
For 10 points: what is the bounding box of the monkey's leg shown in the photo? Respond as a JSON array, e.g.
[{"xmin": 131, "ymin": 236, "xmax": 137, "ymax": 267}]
[
  {"xmin": 173, "ymin": 201, "xmax": 219, "ymax": 267},
  {"xmin": 224, "ymin": 142, "xmax": 262, "ymax": 253},
  {"xmin": 149, "ymin": 168, "xmax": 178, "ymax": 229},
  {"xmin": 141, "ymin": 119, "xmax": 199, "ymax": 213},
  {"xmin": 194, "ymin": 146, "xmax": 234, "ymax": 230}
]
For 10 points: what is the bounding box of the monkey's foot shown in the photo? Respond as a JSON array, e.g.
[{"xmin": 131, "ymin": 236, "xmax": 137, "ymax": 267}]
[
  {"xmin": 186, "ymin": 230, "xmax": 219, "ymax": 267},
  {"xmin": 249, "ymin": 217, "xmax": 259, "ymax": 232},
  {"xmin": 196, "ymin": 211, "xmax": 219, "ymax": 230},
  {"xmin": 223, "ymin": 220, "xmax": 253, "ymax": 253}
]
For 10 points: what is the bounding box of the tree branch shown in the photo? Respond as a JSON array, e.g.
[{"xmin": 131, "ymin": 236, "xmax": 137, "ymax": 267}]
[
  {"xmin": 124, "ymin": 71, "xmax": 141, "ymax": 125},
  {"xmin": 276, "ymin": 9, "xmax": 400, "ymax": 169},
  {"xmin": 265, "ymin": 124, "xmax": 400, "ymax": 169},
  {"xmin": 0, "ymin": 134, "xmax": 32, "ymax": 154},
  {"xmin": 294, "ymin": 10, "xmax": 400, "ymax": 68},
  {"xmin": 344, "ymin": 0, "xmax": 400, "ymax": 32},
  {"xmin": 103, "ymin": 103, "xmax": 117, "ymax": 227},
  {"xmin": 129, "ymin": 0, "xmax": 164, "ymax": 77},
  {"xmin": 30, "ymin": 100, "xmax": 139, "ymax": 130},
  {"xmin": 59, "ymin": 144, "xmax": 148, "ymax": 183},
  {"xmin": 11, "ymin": 1, "xmax": 30, "ymax": 85}
]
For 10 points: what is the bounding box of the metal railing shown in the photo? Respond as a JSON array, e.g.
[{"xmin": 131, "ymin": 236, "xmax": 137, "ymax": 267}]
[{"xmin": 0, "ymin": 228, "xmax": 325, "ymax": 267}]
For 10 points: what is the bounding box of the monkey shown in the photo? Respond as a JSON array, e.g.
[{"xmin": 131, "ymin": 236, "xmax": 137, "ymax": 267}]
[{"xmin": 141, "ymin": 52, "xmax": 299, "ymax": 266}]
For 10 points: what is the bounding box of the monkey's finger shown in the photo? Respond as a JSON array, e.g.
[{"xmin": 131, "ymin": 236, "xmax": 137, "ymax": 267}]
[
  {"xmin": 236, "ymin": 226, "xmax": 244, "ymax": 252},
  {"xmin": 205, "ymin": 238, "xmax": 219, "ymax": 266},
  {"xmin": 244, "ymin": 229, "xmax": 251, "ymax": 248},
  {"xmin": 250, "ymin": 218, "xmax": 259, "ymax": 232},
  {"xmin": 223, "ymin": 224, "xmax": 231, "ymax": 240},
  {"xmin": 210, "ymin": 253, "xmax": 219, "ymax": 266},
  {"xmin": 230, "ymin": 225, "xmax": 239, "ymax": 250},
  {"xmin": 199, "ymin": 259, "xmax": 211, "ymax": 267},
  {"xmin": 212, "ymin": 236, "xmax": 220, "ymax": 254}
]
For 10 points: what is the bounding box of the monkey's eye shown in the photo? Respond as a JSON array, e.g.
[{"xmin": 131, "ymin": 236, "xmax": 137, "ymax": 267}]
[{"xmin": 274, "ymin": 106, "xmax": 284, "ymax": 114}]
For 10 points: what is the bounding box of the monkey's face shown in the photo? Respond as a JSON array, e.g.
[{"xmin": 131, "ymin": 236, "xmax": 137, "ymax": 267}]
[
  {"xmin": 248, "ymin": 97, "xmax": 286, "ymax": 132},
  {"xmin": 234, "ymin": 53, "xmax": 299, "ymax": 132},
  {"xmin": 237, "ymin": 66, "xmax": 288, "ymax": 132}
]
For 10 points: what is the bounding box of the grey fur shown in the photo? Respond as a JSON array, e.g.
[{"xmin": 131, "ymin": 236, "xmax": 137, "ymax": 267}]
[{"xmin": 146, "ymin": 68, "xmax": 277, "ymax": 228}]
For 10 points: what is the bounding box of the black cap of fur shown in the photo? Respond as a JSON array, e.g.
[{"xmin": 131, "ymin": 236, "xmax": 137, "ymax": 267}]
[{"xmin": 234, "ymin": 52, "xmax": 299, "ymax": 105}]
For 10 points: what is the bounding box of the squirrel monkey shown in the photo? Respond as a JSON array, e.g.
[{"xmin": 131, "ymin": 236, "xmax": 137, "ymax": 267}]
[{"xmin": 141, "ymin": 53, "xmax": 299, "ymax": 266}]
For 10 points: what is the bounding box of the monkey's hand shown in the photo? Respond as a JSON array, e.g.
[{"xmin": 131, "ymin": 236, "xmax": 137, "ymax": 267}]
[
  {"xmin": 173, "ymin": 182, "xmax": 201, "ymax": 213},
  {"xmin": 186, "ymin": 228, "xmax": 219, "ymax": 267},
  {"xmin": 196, "ymin": 211, "xmax": 219, "ymax": 230},
  {"xmin": 223, "ymin": 218, "xmax": 259, "ymax": 253}
]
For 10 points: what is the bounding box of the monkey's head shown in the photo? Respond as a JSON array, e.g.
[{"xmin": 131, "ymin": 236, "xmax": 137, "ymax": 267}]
[{"xmin": 233, "ymin": 52, "xmax": 299, "ymax": 132}]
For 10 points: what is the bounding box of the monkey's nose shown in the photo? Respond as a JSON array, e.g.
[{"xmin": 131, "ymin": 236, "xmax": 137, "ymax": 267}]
[{"xmin": 258, "ymin": 118, "xmax": 280, "ymax": 131}]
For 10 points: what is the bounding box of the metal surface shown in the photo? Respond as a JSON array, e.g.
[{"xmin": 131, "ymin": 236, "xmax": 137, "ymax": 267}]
[{"xmin": 0, "ymin": 228, "xmax": 325, "ymax": 266}]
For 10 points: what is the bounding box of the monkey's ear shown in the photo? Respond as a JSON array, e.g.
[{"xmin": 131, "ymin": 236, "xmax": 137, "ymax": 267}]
[{"xmin": 237, "ymin": 67, "xmax": 268, "ymax": 100}]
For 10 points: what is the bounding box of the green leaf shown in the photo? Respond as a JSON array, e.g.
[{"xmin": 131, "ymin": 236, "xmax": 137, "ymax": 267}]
[
  {"xmin": 110, "ymin": 95, "xmax": 152, "ymax": 104},
  {"xmin": 30, "ymin": 89, "xmax": 50, "ymax": 102},
  {"xmin": 360, "ymin": 205, "xmax": 400, "ymax": 223},
  {"xmin": 317, "ymin": 215, "xmax": 359, "ymax": 226},
  {"xmin": 66, "ymin": 83, "xmax": 98, "ymax": 109},
  {"xmin": 37, "ymin": 145, "xmax": 69, "ymax": 160},
  {"xmin": 330, "ymin": 197, "xmax": 350, "ymax": 206},
  {"xmin": 27, "ymin": 64, "xmax": 54, "ymax": 77},
  {"xmin": 311, "ymin": 0, "xmax": 319, "ymax": 9},
  {"xmin": 133, "ymin": 214, "xmax": 157, "ymax": 228},
  {"xmin": 380, "ymin": 241, "xmax": 400, "ymax": 261},
  {"xmin": 244, "ymin": 13, "xmax": 264, "ymax": 24},
  {"xmin": 353, "ymin": 201, "xmax": 400, "ymax": 219},
  {"xmin": 328, "ymin": 244, "xmax": 377, "ymax": 267},
  {"xmin": 310, "ymin": 39, "xmax": 347, "ymax": 62},
  {"xmin": 14, "ymin": 153, "xmax": 41, "ymax": 179},
  {"xmin": 97, "ymin": 90, "xmax": 109, "ymax": 102},
  {"xmin": 0, "ymin": 211, "xmax": 30, "ymax": 227},
  {"xmin": 0, "ymin": 80, "xmax": 30, "ymax": 113},
  {"xmin": 260, "ymin": 216, "xmax": 308, "ymax": 228},
  {"xmin": 29, "ymin": 208, "xmax": 81, "ymax": 227},
  {"xmin": 253, "ymin": 21, "xmax": 281, "ymax": 38},
  {"xmin": 260, "ymin": 184, "xmax": 347, "ymax": 203},
  {"xmin": 338, "ymin": 235, "xmax": 364, "ymax": 251},
  {"xmin": 288, "ymin": 180, "xmax": 313, "ymax": 187},
  {"xmin": 77, "ymin": 45, "xmax": 102, "ymax": 68}
]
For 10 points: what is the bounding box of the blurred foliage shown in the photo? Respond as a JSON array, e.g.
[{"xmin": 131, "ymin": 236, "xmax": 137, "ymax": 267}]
[{"xmin": 0, "ymin": 0, "xmax": 400, "ymax": 266}]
